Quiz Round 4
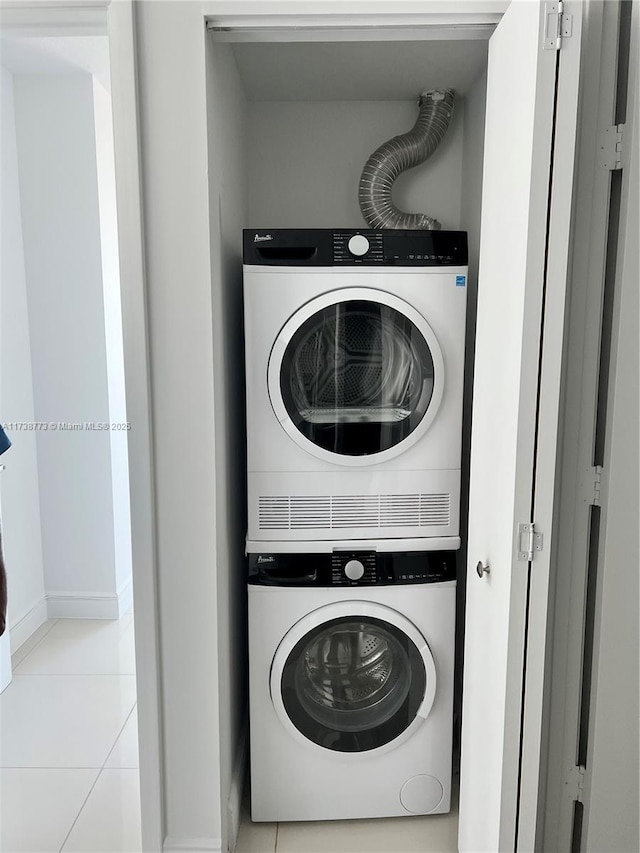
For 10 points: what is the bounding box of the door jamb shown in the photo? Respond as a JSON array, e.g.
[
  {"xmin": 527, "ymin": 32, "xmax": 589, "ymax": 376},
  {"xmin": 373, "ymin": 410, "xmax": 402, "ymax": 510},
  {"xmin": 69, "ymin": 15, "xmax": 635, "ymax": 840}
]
[{"xmin": 516, "ymin": 2, "xmax": 585, "ymax": 847}]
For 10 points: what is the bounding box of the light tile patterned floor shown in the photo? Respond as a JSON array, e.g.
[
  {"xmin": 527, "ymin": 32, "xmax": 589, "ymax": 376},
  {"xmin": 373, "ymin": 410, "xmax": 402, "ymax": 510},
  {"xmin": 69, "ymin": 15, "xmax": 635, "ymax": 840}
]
[
  {"xmin": 0, "ymin": 617, "xmax": 141, "ymax": 853},
  {"xmin": 2, "ymin": 618, "xmax": 458, "ymax": 853},
  {"xmin": 236, "ymin": 789, "xmax": 459, "ymax": 853}
]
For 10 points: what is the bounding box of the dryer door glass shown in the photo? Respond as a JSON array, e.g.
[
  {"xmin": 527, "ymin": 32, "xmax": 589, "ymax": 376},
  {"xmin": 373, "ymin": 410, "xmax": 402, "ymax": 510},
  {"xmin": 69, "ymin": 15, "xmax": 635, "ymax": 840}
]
[
  {"xmin": 279, "ymin": 300, "xmax": 435, "ymax": 456},
  {"xmin": 280, "ymin": 616, "xmax": 427, "ymax": 752}
]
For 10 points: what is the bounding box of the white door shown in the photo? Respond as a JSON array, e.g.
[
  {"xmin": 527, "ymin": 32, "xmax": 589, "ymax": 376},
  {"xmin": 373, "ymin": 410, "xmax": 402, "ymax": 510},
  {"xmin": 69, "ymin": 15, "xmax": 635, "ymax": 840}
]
[{"xmin": 459, "ymin": 2, "xmax": 582, "ymax": 850}]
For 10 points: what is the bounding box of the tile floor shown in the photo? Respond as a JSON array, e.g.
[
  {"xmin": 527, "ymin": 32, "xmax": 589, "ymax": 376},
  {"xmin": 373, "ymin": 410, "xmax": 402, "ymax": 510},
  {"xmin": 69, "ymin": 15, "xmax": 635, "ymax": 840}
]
[
  {"xmin": 0, "ymin": 616, "xmax": 141, "ymax": 853},
  {"xmin": 235, "ymin": 785, "xmax": 459, "ymax": 853},
  {"xmin": 2, "ymin": 618, "xmax": 458, "ymax": 853}
]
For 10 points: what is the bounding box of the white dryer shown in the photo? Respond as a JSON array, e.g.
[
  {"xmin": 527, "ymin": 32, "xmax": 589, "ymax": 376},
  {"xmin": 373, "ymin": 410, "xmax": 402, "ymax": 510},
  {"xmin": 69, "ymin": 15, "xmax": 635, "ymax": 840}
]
[
  {"xmin": 248, "ymin": 549, "xmax": 456, "ymax": 822},
  {"xmin": 243, "ymin": 229, "xmax": 468, "ymax": 552}
]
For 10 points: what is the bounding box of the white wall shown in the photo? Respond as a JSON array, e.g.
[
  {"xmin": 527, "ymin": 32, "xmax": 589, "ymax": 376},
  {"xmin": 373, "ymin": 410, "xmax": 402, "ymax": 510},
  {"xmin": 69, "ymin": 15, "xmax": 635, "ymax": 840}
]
[
  {"xmin": 92, "ymin": 76, "xmax": 133, "ymax": 608},
  {"xmin": 206, "ymin": 40, "xmax": 248, "ymax": 853},
  {"xmin": 134, "ymin": 2, "xmax": 222, "ymax": 848},
  {"xmin": 247, "ymin": 99, "xmax": 464, "ymax": 229},
  {"xmin": 0, "ymin": 66, "xmax": 46, "ymax": 646},
  {"xmin": 12, "ymin": 73, "xmax": 123, "ymax": 617}
]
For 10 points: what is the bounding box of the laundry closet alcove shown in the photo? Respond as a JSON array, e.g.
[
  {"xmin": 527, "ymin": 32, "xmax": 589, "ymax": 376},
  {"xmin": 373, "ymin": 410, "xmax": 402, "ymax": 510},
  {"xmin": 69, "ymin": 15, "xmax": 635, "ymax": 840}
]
[{"xmin": 200, "ymin": 2, "xmax": 583, "ymax": 851}]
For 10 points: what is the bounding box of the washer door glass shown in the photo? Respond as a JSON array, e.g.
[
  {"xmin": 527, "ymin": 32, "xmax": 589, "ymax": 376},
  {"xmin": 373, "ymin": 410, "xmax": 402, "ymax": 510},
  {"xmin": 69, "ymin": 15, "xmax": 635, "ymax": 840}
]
[
  {"xmin": 279, "ymin": 300, "xmax": 435, "ymax": 456},
  {"xmin": 280, "ymin": 616, "xmax": 427, "ymax": 752}
]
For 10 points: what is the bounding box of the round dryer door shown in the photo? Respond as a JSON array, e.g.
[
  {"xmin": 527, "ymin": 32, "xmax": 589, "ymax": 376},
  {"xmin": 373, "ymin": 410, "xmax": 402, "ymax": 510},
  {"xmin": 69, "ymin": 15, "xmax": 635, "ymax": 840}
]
[
  {"xmin": 270, "ymin": 602, "xmax": 437, "ymax": 754},
  {"xmin": 268, "ymin": 288, "xmax": 445, "ymax": 465}
]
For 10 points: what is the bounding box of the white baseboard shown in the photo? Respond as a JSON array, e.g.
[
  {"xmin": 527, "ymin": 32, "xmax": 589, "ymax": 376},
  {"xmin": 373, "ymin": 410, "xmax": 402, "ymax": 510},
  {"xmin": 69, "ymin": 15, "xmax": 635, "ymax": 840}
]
[
  {"xmin": 46, "ymin": 575, "xmax": 134, "ymax": 620},
  {"xmin": 46, "ymin": 591, "xmax": 121, "ymax": 619},
  {"xmin": 163, "ymin": 838, "xmax": 222, "ymax": 853},
  {"xmin": 10, "ymin": 597, "xmax": 48, "ymax": 652},
  {"xmin": 227, "ymin": 724, "xmax": 248, "ymax": 853}
]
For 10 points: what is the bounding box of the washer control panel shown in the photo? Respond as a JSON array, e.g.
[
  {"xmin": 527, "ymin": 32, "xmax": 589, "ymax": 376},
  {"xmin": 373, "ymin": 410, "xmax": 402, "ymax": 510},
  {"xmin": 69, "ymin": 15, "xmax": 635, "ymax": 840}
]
[
  {"xmin": 347, "ymin": 234, "xmax": 370, "ymax": 257},
  {"xmin": 344, "ymin": 559, "xmax": 365, "ymax": 580},
  {"xmin": 331, "ymin": 552, "xmax": 377, "ymax": 585},
  {"xmin": 334, "ymin": 232, "xmax": 383, "ymax": 262},
  {"xmin": 248, "ymin": 550, "xmax": 456, "ymax": 586}
]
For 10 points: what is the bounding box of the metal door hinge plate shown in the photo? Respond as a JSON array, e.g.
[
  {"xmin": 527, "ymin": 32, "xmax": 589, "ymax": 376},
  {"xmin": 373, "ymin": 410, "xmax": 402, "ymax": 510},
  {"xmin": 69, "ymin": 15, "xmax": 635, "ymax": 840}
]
[
  {"xmin": 543, "ymin": 1, "xmax": 573, "ymax": 50},
  {"xmin": 583, "ymin": 465, "xmax": 604, "ymax": 506},
  {"xmin": 517, "ymin": 523, "xmax": 543, "ymax": 562},
  {"xmin": 600, "ymin": 124, "xmax": 625, "ymax": 170},
  {"xmin": 566, "ymin": 764, "xmax": 586, "ymax": 803}
]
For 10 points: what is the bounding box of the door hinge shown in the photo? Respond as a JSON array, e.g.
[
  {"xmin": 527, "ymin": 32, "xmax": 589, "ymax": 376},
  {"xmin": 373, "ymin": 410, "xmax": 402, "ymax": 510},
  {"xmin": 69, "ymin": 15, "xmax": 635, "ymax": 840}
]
[
  {"xmin": 517, "ymin": 522, "xmax": 544, "ymax": 562},
  {"xmin": 583, "ymin": 465, "xmax": 604, "ymax": 507},
  {"xmin": 566, "ymin": 764, "xmax": 586, "ymax": 803},
  {"xmin": 600, "ymin": 124, "xmax": 625, "ymax": 170},
  {"xmin": 543, "ymin": 1, "xmax": 573, "ymax": 50}
]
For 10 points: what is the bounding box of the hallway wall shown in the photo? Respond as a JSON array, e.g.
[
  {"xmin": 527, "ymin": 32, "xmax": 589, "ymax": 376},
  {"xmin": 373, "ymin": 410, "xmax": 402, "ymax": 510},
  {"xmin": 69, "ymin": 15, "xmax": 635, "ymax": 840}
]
[{"xmin": 0, "ymin": 65, "xmax": 46, "ymax": 646}]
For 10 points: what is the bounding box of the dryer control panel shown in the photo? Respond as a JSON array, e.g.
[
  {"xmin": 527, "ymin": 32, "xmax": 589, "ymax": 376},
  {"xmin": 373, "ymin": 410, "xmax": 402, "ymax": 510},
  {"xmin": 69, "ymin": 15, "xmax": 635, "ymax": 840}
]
[
  {"xmin": 248, "ymin": 550, "xmax": 456, "ymax": 586},
  {"xmin": 243, "ymin": 229, "xmax": 468, "ymax": 267}
]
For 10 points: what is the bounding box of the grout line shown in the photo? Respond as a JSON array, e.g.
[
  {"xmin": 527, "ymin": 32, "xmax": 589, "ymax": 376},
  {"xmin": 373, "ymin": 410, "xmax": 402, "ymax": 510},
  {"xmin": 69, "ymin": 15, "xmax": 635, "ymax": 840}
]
[
  {"xmin": 1, "ymin": 765, "xmax": 105, "ymax": 770},
  {"xmin": 56, "ymin": 699, "xmax": 138, "ymax": 851},
  {"xmin": 56, "ymin": 767, "xmax": 102, "ymax": 853},
  {"xmin": 9, "ymin": 673, "xmax": 137, "ymax": 678},
  {"xmin": 274, "ymin": 822, "xmax": 279, "ymax": 853},
  {"xmin": 101, "ymin": 704, "xmax": 137, "ymax": 769}
]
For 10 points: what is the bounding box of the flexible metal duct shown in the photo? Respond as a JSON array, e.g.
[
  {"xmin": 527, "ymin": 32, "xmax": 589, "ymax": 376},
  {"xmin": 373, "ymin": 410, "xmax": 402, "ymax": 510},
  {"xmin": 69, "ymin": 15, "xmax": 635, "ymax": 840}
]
[{"xmin": 358, "ymin": 89, "xmax": 455, "ymax": 230}]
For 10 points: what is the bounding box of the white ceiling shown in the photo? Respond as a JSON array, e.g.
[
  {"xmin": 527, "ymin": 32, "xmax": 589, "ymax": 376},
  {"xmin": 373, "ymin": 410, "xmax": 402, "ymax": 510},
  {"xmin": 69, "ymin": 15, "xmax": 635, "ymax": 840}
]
[
  {"xmin": 231, "ymin": 39, "xmax": 489, "ymax": 101},
  {"xmin": 0, "ymin": 36, "xmax": 110, "ymax": 88}
]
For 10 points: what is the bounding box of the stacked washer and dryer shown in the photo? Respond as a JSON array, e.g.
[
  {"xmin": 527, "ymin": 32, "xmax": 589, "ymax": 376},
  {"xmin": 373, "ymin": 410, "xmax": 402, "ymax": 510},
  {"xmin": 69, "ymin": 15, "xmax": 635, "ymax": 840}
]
[{"xmin": 243, "ymin": 227, "xmax": 468, "ymax": 822}]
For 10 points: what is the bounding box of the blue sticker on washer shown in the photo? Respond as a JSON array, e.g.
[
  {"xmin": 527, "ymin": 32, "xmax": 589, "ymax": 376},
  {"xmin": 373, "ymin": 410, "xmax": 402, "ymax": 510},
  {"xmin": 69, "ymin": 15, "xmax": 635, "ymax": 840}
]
[{"xmin": 456, "ymin": 275, "xmax": 466, "ymax": 287}]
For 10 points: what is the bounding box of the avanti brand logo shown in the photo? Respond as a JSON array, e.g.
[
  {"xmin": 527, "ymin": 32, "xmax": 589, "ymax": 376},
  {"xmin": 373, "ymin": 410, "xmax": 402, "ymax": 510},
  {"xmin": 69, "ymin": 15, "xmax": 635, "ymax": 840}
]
[
  {"xmin": 257, "ymin": 555, "xmax": 275, "ymax": 564},
  {"xmin": 254, "ymin": 233, "xmax": 273, "ymax": 243}
]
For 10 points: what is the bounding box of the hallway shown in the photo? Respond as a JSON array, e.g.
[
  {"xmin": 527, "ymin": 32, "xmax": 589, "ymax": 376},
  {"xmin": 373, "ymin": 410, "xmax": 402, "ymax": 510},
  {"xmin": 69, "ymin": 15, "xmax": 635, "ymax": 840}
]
[{"xmin": 0, "ymin": 616, "xmax": 140, "ymax": 852}]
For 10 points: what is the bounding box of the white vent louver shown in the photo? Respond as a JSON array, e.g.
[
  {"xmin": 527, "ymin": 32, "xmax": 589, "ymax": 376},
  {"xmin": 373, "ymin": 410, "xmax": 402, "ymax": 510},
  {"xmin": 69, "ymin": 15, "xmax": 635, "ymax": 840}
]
[{"xmin": 258, "ymin": 494, "xmax": 451, "ymax": 531}]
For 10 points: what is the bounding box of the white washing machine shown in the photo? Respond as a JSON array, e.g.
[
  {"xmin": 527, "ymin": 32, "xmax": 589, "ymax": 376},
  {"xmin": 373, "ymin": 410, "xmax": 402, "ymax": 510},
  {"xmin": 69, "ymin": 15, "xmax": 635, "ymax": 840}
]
[
  {"xmin": 248, "ymin": 549, "xmax": 456, "ymax": 822},
  {"xmin": 243, "ymin": 229, "xmax": 468, "ymax": 552}
]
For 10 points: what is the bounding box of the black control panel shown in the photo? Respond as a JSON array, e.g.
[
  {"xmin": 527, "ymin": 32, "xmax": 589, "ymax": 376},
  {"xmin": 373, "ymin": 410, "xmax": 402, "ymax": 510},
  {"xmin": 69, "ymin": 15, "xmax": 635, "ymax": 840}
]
[
  {"xmin": 243, "ymin": 229, "xmax": 468, "ymax": 267},
  {"xmin": 248, "ymin": 550, "xmax": 456, "ymax": 587}
]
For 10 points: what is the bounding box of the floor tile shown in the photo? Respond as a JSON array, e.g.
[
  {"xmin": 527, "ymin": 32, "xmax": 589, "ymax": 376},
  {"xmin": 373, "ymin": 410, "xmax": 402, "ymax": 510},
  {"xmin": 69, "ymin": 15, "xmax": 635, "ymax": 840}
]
[
  {"xmin": 275, "ymin": 810, "xmax": 458, "ymax": 853},
  {"xmin": 11, "ymin": 620, "xmax": 58, "ymax": 669},
  {"xmin": 105, "ymin": 706, "xmax": 139, "ymax": 769},
  {"xmin": 15, "ymin": 618, "xmax": 135, "ymax": 676},
  {"xmin": 235, "ymin": 821, "xmax": 278, "ymax": 853},
  {"xmin": 0, "ymin": 767, "xmax": 98, "ymax": 852},
  {"xmin": 0, "ymin": 674, "xmax": 136, "ymax": 768},
  {"xmin": 46, "ymin": 616, "xmax": 133, "ymax": 640},
  {"xmin": 62, "ymin": 769, "xmax": 142, "ymax": 852},
  {"xmin": 236, "ymin": 803, "xmax": 277, "ymax": 853}
]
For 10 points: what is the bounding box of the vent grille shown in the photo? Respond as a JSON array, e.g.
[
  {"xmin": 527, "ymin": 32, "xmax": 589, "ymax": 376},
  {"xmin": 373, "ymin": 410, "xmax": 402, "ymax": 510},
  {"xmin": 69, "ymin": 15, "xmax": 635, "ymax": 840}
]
[{"xmin": 258, "ymin": 493, "xmax": 451, "ymax": 530}]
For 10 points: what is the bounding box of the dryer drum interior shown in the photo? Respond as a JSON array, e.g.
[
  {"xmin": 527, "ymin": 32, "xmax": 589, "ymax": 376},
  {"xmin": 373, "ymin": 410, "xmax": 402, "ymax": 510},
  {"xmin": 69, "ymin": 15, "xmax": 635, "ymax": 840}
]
[
  {"xmin": 280, "ymin": 616, "xmax": 428, "ymax": 752},
  {"xmin": 280, "ymin": 300, "xmax": 435, "ymax": 456}
]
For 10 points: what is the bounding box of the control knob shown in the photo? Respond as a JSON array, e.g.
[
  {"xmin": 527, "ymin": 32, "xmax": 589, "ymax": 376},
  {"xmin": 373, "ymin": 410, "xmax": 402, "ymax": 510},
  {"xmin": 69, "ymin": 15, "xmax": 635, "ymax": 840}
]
[
  {"xmin": 344, "ymin": 559, "xmax": 365, "ymax": 581},
  {"xmin": 348, "ymin": 234, "xmax": 370, "ymax": 257}
]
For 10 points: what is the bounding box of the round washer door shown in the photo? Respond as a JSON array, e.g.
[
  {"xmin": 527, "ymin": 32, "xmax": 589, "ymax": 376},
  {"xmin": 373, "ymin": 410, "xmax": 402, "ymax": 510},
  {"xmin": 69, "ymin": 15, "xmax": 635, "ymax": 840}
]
[
  {"xmin": 268, "ymin": 288, "xmax": 445, "ymax": 466},
  {"xmin": 270, "ymin": 601, "xmax": 437, "ymax": 754}
]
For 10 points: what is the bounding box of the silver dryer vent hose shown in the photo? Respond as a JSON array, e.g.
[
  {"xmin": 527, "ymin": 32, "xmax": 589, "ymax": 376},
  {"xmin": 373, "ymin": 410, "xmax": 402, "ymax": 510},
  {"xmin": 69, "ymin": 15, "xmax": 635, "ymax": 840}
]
[{"xmin": 358, "ymin": 89, "xmax": 455, "ymax": 230}]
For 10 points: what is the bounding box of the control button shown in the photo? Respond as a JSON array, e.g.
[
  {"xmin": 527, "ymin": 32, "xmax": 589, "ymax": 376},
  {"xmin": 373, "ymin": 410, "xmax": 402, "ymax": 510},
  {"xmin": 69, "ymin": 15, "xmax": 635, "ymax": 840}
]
[
  {"xmin": 348, "ymin": 235, "xmax": 370, "ymax": 257},
  {"xmin": 344, "ymin": 559, "xmax": 365, "ymax": 581}
]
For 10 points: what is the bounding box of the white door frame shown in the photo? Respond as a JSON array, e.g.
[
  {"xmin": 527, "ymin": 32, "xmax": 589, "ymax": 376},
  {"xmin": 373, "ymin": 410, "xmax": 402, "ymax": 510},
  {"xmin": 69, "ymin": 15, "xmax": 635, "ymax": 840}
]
[
  {"xmin": 0, "ymin": 2, "xmax": 164, "ymax": 849},
  {"xmin": 541, "ymin": 0, "xmax": 638, "ymax": 848},
  {"xmin": 515, "ymin": 3, "xmax": 584, "ymax": 847}
]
